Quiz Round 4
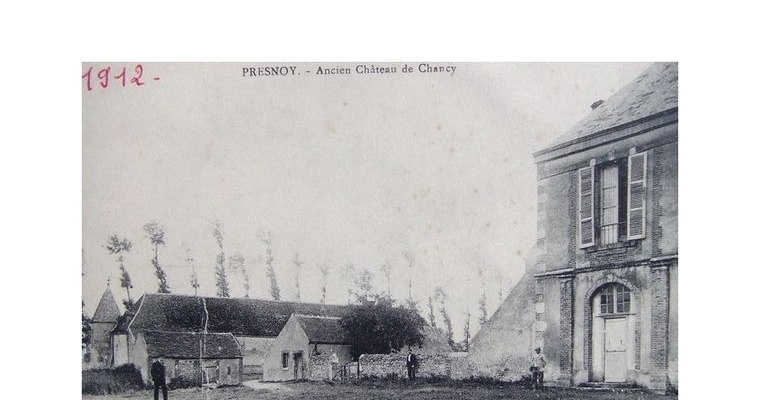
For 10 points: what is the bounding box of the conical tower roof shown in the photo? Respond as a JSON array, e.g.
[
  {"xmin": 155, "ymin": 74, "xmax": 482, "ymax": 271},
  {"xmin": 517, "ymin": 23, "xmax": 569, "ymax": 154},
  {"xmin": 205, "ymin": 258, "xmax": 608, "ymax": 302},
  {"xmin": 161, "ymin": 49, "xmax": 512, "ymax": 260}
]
[{"xmin": 92, "ymin": 285, "xmax": 121, "ymax": 323}]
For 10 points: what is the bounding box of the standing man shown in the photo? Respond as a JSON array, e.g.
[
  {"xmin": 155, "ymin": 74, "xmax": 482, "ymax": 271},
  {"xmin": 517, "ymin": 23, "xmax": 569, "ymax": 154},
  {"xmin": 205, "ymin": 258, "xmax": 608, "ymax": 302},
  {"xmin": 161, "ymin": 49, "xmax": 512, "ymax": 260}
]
[
  {"xmin": 151, "ymin": 357, "xmax": 168, "ymax": 400},
  {"xmin": 406, "ymin": 350, "xmax": 418, "ymax": 381},
  {"xmin": 531, "ymin": 347, "xmax": 547, "ymax": 390}
]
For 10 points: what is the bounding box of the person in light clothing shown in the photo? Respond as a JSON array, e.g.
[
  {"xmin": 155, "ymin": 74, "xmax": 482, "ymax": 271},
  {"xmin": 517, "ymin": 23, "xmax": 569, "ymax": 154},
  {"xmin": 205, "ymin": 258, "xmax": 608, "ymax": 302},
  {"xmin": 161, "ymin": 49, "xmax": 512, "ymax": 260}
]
[
  {"xmin": 530, "ymin": 347, "xmax": 547, "ymax": 389},
  {"xmin": 328, "ymin": 351, "xmax": 340, "ymax": 381}
]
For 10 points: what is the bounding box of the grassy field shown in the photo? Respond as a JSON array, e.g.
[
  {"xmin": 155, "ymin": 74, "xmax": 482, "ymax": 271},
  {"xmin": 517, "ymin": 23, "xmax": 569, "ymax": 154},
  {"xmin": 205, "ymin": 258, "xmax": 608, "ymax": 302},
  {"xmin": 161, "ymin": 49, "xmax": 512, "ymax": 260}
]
[{"xmin": 83, "ymin": 379, "xmax": 677, "ymax": 400}]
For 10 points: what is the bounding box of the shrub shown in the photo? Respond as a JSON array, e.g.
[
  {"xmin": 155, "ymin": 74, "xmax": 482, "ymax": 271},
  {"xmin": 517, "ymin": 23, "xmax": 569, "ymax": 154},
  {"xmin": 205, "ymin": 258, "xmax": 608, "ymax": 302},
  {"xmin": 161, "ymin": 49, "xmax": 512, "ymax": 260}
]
[{"xmin": 82, "ymin": 364, "xmax": 145, "ymax": 395}]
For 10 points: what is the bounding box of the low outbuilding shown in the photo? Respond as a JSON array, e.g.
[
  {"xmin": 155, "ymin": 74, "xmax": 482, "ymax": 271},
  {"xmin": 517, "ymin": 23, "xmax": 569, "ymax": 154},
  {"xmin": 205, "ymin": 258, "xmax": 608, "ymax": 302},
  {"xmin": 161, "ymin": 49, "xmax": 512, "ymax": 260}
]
[{"xmin": 132, "ymin": 330, "xmax": 243, "ymax": 386}]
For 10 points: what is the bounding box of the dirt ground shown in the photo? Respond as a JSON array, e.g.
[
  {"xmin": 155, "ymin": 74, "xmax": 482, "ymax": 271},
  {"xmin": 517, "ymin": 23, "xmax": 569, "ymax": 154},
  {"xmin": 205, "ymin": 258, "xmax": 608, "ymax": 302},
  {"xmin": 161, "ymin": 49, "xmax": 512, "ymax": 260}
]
[{"xmin": 83, "ymin": 380, "xmax": 677, "ymax": 400}]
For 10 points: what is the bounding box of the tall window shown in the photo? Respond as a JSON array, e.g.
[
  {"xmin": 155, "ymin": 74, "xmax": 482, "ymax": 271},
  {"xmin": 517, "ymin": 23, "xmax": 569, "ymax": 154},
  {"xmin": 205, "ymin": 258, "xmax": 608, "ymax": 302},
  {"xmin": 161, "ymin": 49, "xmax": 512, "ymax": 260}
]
[
  {"xmin": 578, "ymin": 150, "xmax": 647, "ymax": 248},
  {"xmin": 599, "ymin": 284, "xmax": 631, "ymax": 314},
  {"xmin": 600, "ymin": 165, "xmax": 619, "ymax": 245},
  {"xmin": 281, "ymin": 352, "xmax": 289, "ymax": 369}
]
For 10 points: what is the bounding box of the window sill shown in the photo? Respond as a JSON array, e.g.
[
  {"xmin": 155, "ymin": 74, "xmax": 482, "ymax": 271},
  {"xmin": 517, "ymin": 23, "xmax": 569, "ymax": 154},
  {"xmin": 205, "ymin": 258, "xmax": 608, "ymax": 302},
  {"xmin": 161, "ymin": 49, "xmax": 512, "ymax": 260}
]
[
  {"xmin": 582, "ymin": 239, "xmax": 640, "ymax": 253},
  {"xmin": 598, "ymin": 312, "xmax": 636, "ymax": 319}
]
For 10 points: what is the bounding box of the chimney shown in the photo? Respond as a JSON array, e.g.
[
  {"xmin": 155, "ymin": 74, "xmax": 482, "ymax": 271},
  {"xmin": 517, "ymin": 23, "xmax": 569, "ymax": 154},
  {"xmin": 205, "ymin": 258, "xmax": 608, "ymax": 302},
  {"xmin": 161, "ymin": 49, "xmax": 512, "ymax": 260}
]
[{"xmin": 591, "ymin": 100, "xmax": 604, "ymax": 110}]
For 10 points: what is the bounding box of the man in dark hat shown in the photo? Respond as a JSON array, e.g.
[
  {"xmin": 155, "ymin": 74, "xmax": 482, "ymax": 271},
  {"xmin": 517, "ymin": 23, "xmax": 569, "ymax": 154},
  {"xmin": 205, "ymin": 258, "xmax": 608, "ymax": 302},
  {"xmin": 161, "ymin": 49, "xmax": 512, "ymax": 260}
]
[
  {"xmin": 406, "ymin": 350, "xmax": 418, "ymax": 381},
  {"xmin": 151, "ymin": 357, "xmax": 168, "ymax": 400}
]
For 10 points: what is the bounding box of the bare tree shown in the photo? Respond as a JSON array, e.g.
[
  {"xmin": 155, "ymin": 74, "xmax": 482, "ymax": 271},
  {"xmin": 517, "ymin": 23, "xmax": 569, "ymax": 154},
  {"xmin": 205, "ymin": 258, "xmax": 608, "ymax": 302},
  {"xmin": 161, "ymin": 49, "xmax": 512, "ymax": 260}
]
[
  {"xmin": 241, "ymin": 265, "xmax": 251, "ymax": 298},
  {"xmin": 230, "ymin": 253, "xmax": 250, "ymax": 298},
  {"xmin": 403, "ymin": 251, "xmax": 416, "ymax": 309},
  {"xmin": 318, "ymin": 263, "xmax": 330, "ymax": 304},
  {"xmin": 144, "ymin": 221, "xmax": 170, "ymax": 293},
  {"xmin": 380, "ymin": 260, "xmax": 392, "ymax": 299},
  {"xmin": 293, "ymin": 253, "xmax": 303, "ymax": 302},
  {"xmin": 259, "ymin": 230, "xmax": 281, "ymax": 300},
  {"xmin": 463, "ymin": 307, "xmax": 471, "ymax": 352},
  {"xmin": 211, "ymin": 220, "xmax": 230, "ymax": 297},
  {"xmin": 341, "ymin": 263, "xmax": 356, "ymax": 304},
  {"xmin": 427, "ymin": 295, "xmax": 437, "ymax": 328},
  {"xmin": 353, "ymin": 268, "xmax": 377, "ymax": 304},
  {"xmin": 105, "ymin": 235, "xmax": 134, "ymax": 311},
  {"xmin": 434, "ymin": 286, "xmax": 454, "ymax": 348},
  {"xmin": 185, "ymin": 247, "xmax": 200, "ymax": 296},
  {"xmin": 477, "ymin": 265, "xmax": 488, "ymax": 326}
]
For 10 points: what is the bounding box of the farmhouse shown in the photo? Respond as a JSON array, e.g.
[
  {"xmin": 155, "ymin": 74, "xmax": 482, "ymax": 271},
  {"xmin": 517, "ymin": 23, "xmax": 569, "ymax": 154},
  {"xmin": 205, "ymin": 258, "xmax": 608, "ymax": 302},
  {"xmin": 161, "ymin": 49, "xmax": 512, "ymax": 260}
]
[
  {"xmin": 263, "ymin": 314, "xmax": 352, "ymax": 381},
  {"xmin": 469, "ymin": 62, "xmax": 678, "ymax": 391}
]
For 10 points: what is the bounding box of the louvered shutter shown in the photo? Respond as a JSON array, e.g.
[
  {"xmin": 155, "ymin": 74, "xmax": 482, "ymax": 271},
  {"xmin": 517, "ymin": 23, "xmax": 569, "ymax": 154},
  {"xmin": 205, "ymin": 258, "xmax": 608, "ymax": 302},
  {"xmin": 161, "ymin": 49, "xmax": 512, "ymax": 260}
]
[
  {"xmin": 578, "ymin": 166, "xmax": 595, "ymax": 248},
  {"xmin": 627, "ymin": 152, "xmax": 647, "ymax": 239}
]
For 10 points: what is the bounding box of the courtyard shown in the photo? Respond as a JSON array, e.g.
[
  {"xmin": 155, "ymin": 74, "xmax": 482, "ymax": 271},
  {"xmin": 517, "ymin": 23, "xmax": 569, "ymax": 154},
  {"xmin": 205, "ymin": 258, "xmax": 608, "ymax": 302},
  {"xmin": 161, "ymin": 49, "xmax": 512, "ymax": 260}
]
[{"xmin": 83, "ymin": 379, "xmax": 677, "ymax": 400}]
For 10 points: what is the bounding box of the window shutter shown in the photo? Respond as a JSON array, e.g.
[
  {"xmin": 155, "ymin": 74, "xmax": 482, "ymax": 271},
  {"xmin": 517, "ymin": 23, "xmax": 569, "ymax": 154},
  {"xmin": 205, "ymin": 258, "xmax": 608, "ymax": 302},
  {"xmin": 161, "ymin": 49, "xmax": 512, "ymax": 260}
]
[
  {"xmin": 578, "ymin": 166, "xmax": 595, "ymax": 248},
  {"xmin": 627, "ymin": 152, "xmax": 647, "ymax": 239}
]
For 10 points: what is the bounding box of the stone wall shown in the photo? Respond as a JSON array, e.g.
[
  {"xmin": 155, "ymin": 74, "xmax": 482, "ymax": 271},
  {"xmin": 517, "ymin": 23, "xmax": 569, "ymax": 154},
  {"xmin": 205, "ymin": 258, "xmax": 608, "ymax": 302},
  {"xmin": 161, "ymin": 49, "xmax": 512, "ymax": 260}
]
[
  {"xmin": 358, "ymin": 354, "xmax": 452, "ymax": 379},
  {"xmin": 307, "ymin": 353, "xmax": 333, "ymax": 381}
]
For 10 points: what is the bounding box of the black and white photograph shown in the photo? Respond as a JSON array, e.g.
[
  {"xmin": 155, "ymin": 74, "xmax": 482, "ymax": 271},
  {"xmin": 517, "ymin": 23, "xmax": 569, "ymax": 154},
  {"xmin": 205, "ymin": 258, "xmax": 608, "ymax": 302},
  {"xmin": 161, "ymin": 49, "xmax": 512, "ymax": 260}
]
[{"xmin": 80, "ymin": 62, "xmax": 678, "ymax": 399}]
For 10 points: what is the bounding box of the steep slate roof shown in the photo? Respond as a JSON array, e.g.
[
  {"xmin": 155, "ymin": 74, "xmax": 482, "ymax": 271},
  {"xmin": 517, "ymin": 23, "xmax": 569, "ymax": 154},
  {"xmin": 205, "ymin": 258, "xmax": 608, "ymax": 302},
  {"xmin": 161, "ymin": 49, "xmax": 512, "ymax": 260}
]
[
  {"xmin": 294, "ymin": 315, "xmax": 349, "ymax": 344},
  {"xmin": 546, "ymin": 62, "xmax": 678, "ymax": 148},
  {"xmin": 129, "ymin": 293, "xmax": 349, "ymax": 337},
  {"xmin": 142, "ymin": 330, "xmax": 241, "ymax": 359},
  {"xmin": 92, "ymin": 286, "xmax": 121, "ymax": 323}
]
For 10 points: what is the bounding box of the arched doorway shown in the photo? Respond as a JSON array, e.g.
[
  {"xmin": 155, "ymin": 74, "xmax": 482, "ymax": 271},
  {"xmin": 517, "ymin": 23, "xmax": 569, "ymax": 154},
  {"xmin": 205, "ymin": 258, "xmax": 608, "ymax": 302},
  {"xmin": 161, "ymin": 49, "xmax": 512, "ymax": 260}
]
[{"xmin": 588, "ymin": 282, "xmax": 638, "ymax": 383}]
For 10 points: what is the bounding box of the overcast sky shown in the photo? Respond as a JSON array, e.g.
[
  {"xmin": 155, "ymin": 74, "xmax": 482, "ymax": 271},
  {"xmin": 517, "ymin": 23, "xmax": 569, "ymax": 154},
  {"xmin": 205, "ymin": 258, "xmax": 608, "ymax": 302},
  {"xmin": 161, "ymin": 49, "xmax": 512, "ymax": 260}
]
[{"xmin": 82, "ymin": 62, "xmax": 649, "ymax": 340}]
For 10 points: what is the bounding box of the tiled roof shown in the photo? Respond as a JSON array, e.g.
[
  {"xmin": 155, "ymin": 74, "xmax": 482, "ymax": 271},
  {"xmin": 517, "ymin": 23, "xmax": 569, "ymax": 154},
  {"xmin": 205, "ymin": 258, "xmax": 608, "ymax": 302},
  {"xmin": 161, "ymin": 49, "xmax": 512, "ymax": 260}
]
[
  {"xmin": 92, "ymin": 286, "xmax": 121, "ymax": 323},
  {"xmin": 295, "ymin": 315, "xmax": 349, "ymax": 344},
  {"xmin": 545, "ymin": 62, "xmax": 678, "ymax": 149},
  {"xmin": 142, "ymin": 330, "xmax": 241, "ymax": 359},
  {"xmin": 128, "ymin": 293, "xmax": 349, "ymax": 337}
]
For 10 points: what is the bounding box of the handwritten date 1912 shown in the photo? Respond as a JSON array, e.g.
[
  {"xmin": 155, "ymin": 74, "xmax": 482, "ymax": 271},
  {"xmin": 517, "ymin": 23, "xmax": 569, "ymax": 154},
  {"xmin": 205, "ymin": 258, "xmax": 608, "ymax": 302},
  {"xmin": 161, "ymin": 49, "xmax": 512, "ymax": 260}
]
[{"xmin": 82, "ymin": 64, "xmax": 159, "ymax": 91}]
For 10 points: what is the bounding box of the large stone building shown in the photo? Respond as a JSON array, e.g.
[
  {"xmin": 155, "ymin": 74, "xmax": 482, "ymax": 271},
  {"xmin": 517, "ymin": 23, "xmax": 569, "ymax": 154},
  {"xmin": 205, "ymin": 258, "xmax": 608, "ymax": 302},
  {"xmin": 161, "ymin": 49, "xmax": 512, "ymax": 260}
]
[
  {"xmin": 470, "ymin": 62, "xmax": 678, "ymax": 391},
  {"xmin": 90, "ymin": 290, "xmax": 451, "ymax": 384},
  {"xmin": 119, "ymin": 293, "xmax": 348, "ymax": 381}
]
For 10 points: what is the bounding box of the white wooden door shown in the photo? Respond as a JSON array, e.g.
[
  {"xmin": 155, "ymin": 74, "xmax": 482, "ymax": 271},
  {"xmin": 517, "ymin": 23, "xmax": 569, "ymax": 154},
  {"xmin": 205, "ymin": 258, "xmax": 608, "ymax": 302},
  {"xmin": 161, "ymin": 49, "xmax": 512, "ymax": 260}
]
[{"xmin": 604, "ymin": 318, "xmax": 627, "ymax": 382}]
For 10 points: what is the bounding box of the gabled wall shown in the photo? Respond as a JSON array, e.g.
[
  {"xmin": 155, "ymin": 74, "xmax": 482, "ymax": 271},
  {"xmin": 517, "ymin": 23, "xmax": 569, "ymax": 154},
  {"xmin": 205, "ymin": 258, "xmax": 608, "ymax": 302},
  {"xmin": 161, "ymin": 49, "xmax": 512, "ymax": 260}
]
[
  {"xmin": 467, "ymin": 254, "xmax": 537, "ymax": 381},
  {"xmin": 112, "ymin": 334, "xmax": 129, "ymax": 367},
  {"xmin": 262, "ymin": 316, "xmax": 310, "ymax": 381}
]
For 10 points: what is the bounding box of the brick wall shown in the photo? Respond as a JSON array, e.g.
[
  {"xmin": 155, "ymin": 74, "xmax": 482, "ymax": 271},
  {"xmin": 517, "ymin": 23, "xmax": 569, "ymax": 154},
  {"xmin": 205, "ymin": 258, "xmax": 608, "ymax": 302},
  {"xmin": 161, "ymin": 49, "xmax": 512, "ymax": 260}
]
[
  {"xmin": 558, "ymin": 278, "xmax": 574, "ymax": 385},
  {"xmin": 650, "ymin": 265, "xmax": 670, "ymax": 390}
]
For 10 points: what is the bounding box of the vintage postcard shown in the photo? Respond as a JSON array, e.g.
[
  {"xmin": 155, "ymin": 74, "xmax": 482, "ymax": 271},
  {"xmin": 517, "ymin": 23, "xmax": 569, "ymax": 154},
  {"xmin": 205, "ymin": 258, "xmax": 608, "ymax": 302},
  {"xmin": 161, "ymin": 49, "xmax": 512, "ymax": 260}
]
[{"xmin": 82, "ymin": 62, "xmax": 677, "ymax": 398}]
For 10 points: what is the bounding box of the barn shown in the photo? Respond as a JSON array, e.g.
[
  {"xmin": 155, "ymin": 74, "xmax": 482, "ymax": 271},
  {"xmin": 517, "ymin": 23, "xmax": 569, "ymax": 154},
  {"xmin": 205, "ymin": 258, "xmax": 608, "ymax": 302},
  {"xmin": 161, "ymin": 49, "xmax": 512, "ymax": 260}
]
[{"xmin": 115, "ymin": 293, "xmax": 348, "ymax": 381}]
